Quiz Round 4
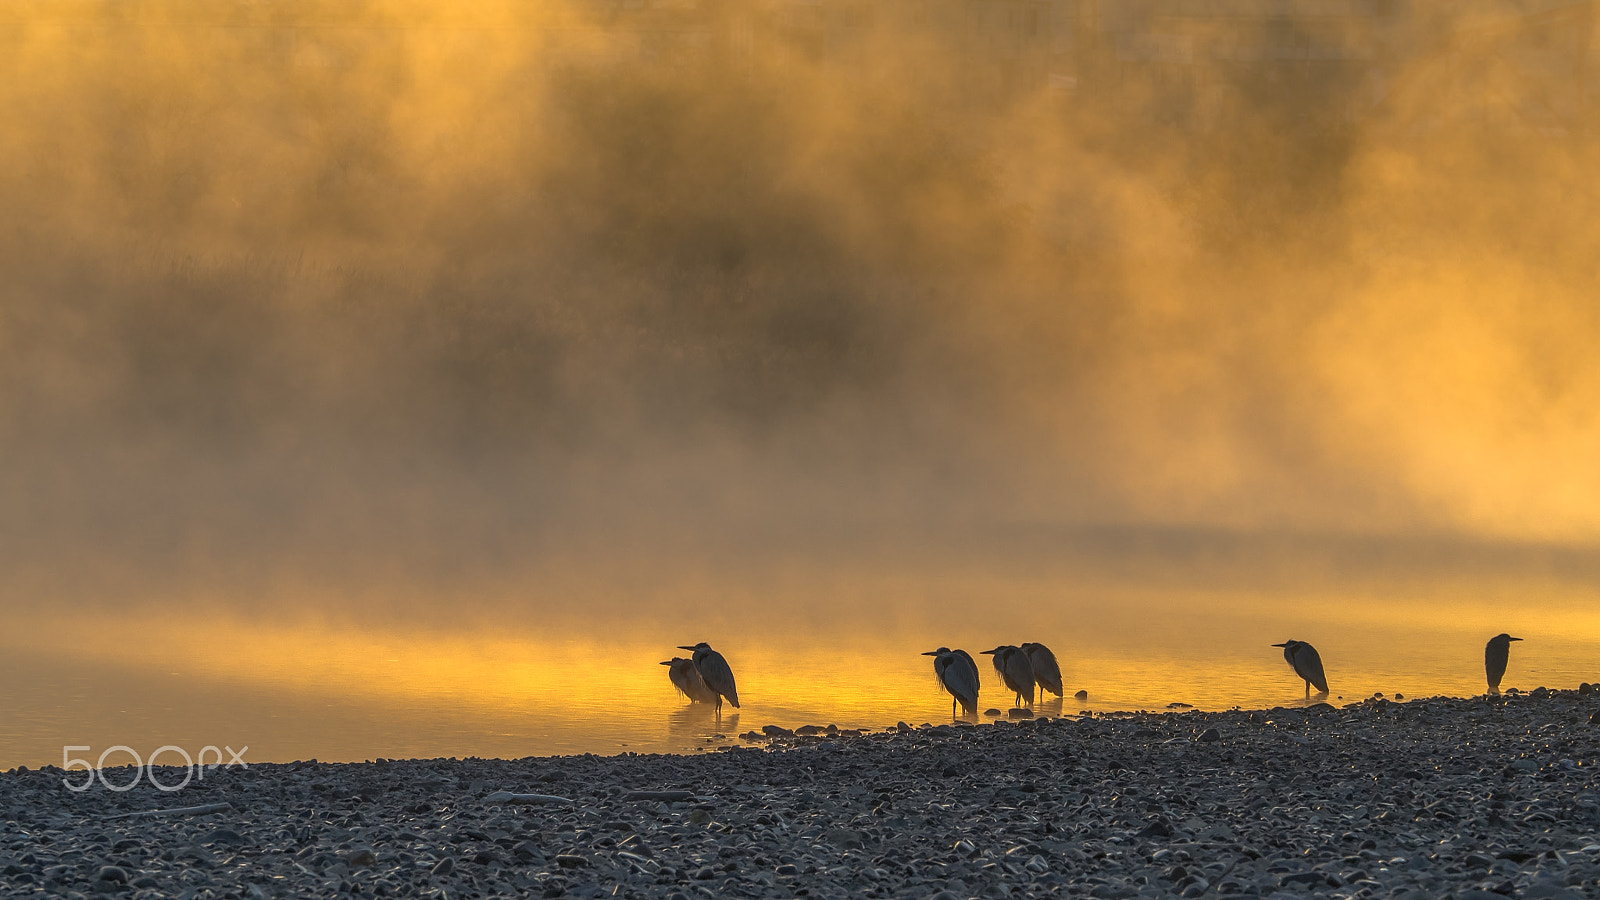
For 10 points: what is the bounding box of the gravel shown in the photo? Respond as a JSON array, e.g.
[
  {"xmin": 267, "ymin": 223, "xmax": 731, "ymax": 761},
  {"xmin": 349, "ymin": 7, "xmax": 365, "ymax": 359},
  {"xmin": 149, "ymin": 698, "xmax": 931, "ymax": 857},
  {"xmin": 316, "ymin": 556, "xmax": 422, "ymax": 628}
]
[{"xmin": 3, "ymin": 688, "xmax": 1600, "ymax": 898}]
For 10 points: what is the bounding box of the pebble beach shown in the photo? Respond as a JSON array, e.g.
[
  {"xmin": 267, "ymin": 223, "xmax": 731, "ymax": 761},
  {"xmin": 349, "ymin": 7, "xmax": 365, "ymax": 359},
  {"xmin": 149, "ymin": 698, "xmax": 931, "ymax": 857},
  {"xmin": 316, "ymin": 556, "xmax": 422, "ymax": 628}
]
[{"xmin": 5, "ymin": 689, "xmax": 1600, "ymax": 900}]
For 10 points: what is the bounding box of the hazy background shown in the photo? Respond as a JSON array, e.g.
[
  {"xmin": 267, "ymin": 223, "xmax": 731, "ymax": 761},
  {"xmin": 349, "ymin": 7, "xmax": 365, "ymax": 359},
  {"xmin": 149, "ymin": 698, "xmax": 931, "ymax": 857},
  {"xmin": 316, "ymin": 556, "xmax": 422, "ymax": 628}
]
[{"xmin": 1, "ymin": 0, "xmax": 1598, "ymax": 763}]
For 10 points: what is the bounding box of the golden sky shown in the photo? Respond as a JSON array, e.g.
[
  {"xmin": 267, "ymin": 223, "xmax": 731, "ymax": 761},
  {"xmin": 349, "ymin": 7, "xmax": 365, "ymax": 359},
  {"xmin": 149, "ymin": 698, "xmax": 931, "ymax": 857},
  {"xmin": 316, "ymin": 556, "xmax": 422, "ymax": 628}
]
[{"xmin": 0, "ymin": 0, "xmax": 1596, "ymax": 632}]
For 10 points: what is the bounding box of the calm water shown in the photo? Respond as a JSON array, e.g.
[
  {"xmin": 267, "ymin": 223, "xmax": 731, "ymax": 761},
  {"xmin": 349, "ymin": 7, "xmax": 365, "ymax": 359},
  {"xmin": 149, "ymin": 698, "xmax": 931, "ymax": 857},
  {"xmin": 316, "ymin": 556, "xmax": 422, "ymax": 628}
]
[{"xmin": 4, "ymin": 576, "xmax": 1598, "ymax": 770}]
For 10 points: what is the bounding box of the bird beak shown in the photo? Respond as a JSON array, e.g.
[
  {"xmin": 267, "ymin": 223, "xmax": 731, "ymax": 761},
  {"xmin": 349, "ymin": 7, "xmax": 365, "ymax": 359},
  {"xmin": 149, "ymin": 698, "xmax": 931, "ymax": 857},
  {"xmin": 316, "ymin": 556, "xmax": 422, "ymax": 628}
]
[
  {"xmin": 921, "ymin": 651, "xmax": 938, "ymax": 656},
  {"xmin": 659, "ymin": 660, "xmax": 673, "ymax": 665},
  {"xmin": 1270, "ymin": 643, "xmax": 1288, "ymax": 647},
  {"xmin": 677, "ymin": 645, "xmax": 695, "ymax": 650},
  {"xmin": 1510, "ymin": 636, "xmax": 1524, "ymax": 642},
  {"xmin": 980, "ymin": 649, "xmax": 997, "ymax": 655}
]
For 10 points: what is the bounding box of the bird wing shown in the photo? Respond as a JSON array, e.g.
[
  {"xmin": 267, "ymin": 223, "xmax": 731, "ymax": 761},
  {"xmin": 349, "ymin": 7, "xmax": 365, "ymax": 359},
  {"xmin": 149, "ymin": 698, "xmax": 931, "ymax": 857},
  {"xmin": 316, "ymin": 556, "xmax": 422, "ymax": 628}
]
[
  {"xmin": 953, "ymin": 650, "xmax": 980, "ymax": 688},
  {"xmin": 940, "ymin": 656, "xmax": 980, "ymax": 713},
  {"xmin": 696, "ymin": 650, "xmax": 740, "ymax": 708},
  {"xmin": 667, "ymin": 660, "xmax": 694, "ymax": 699},
  {"xmin": 1027, "ymin": 645, "xmax": 1063, "ymax": 695},
  {"xmin": 683, "ymin": 661, "xmax": 719, "ymax": 703},
  {"xmin": 1485, "ymin": 637, "xmax": 1509, "ymax": 688},
  {"xmin": 1002, "ymin": 649, "xmax": 1036, "ymax": 696},
  {"xmin": 1292, "ymin": 644, "xmax": 1329, "ymax": 693}
]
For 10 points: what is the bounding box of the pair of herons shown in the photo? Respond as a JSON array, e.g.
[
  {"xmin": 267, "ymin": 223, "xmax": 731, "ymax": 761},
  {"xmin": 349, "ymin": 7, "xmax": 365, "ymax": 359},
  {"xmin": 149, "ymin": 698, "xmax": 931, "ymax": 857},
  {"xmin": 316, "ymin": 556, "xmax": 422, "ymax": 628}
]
[
  {"xmin": 922, "ymin": 643, "xmax": 1063, "ymax": 716},
  {"xmin": 1274, "ymin": 633, "xmax": 1526, "ymax": 698},
  {"xmin": 660, "ymin": 642, "xmax": 740, "ymax": 711}
]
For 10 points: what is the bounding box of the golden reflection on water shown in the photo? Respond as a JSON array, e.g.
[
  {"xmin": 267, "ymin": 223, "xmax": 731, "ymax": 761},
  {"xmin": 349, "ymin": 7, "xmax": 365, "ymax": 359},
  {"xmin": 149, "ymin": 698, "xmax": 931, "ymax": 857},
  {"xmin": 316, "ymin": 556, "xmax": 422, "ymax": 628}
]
[{"xmin": 3, "ymin": 577, "xmax": 1599, "ymax": 768}]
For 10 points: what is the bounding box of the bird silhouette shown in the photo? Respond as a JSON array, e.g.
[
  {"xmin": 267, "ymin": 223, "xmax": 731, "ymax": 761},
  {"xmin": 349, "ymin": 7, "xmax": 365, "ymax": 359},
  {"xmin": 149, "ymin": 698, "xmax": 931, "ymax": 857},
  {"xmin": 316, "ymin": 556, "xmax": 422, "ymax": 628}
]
[
  {"xmin": 981, "ymin": 645, "xmax": 1035, "ymax": 707},
  {"xmin": 1272, "ymin": 640, "xmax": 1329, "ymax": 696},
  {"xmin": 678, "ymin": 643, "xmax": 740, "ymax": 711},
  {"xmin": 1485, "ymin": 633, "xmax": 1523, "ymax": 695},
  {"xmin": 660, "ymin": 657, "xmax": 719, "ymax": 704},
  {"xmin": 922, "ymin": 647, "xmax": 980, "ymax": 716},
  {"xmin": 1020, "ymin": 642, "xmax": 1063, "ymax": 698}
]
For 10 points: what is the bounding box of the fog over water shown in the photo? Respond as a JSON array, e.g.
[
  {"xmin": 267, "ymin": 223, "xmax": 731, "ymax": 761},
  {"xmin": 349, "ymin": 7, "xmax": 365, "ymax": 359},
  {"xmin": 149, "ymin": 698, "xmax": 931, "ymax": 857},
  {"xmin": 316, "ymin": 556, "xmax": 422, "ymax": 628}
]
[{"xmin": 1, "ymin": 0, "xmax": 1598, "ymax": 764}]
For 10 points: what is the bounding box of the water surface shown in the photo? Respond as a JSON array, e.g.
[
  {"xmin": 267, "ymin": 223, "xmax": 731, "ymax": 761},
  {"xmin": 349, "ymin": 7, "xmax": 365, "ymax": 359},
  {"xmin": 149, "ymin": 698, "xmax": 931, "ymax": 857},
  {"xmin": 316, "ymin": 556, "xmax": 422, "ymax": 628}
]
[{"xmin": 4, "ymin": 573, "xmax": 1597, "ymax": 770}]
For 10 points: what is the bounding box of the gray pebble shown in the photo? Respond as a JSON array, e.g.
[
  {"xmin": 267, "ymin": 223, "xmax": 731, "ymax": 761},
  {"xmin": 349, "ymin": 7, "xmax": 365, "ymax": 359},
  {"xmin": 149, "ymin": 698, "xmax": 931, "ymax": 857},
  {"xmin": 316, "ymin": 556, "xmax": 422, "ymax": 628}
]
[{"xmin": 4, "ymin": 685, "xmax": 1598, "ymax": 900}]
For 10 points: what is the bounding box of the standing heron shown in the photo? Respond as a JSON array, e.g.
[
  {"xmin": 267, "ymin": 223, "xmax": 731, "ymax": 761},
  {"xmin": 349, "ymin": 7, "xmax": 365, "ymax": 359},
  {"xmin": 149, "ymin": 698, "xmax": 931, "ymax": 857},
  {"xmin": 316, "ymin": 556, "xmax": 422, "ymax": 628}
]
[
  {"xmin": 981, "ymin": 645, "xmax": 1035, "ymax": 707},
  {"xmin": 1272, "ymin": 640, "xmax": 1329, "ymax": 697},
  {"xmin": 678, "ymin": 643, "xmax": 740, "ymax": 711},
  {"xmin": 1485, "ymin": 633, "xmax": 1523, "ymax": 694},
  {"xmin": 660, "ymin": 657, "xmax": 719, "ymax": 704},
  {"xmin": 1020, "ymin": 642, "xmax": 1063, "ymax": 698},
  {"xmin": 922, "ymin": 647, "xmax": 980, "ymax": 716}
]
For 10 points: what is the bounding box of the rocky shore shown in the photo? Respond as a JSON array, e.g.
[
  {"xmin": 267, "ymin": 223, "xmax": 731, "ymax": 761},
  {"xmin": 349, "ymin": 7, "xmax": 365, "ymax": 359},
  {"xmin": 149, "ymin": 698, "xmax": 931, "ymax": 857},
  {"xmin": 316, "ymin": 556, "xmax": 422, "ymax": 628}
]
[{"xmin": 4, "ymin": 689, "xmax": 1600, "ymax": 899}]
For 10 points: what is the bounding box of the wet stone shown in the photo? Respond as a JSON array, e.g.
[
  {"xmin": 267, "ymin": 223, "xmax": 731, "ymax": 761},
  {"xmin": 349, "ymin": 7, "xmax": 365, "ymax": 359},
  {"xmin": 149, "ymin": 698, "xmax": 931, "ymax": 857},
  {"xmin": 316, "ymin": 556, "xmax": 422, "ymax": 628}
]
[{"xmin": 823, "ymin": 828, "xmax": 865, "ymax": 850}]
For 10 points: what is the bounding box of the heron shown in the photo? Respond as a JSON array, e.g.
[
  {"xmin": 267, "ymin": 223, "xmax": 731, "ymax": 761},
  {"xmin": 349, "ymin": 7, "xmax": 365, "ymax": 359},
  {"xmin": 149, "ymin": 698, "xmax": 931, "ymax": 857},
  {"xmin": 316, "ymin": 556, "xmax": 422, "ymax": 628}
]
[
  {"xmin": 1272, "ymin": 640, "xmax": 1329, "ymax": 697},
  {"xmin": 660, "ymin": 657, "xmax": 719, "ymax": 704},
  {"xmin": 981, "ymin": 645, "xmax": 1035, "ymax": 707},
  {"xmin": 1485, "ymin": 633, "xmax": 1523, "ymax": 694},
  {"xmin": 677, "ymin": 643, "xmax": 740, "ymax": 711},
  {"xmin": 922, "ymin": 647, "xmax": 980, "ymax": 716},
  {"xmin": 1020, "ymin": 642, "xmax": 1063, "ymax": 698}
]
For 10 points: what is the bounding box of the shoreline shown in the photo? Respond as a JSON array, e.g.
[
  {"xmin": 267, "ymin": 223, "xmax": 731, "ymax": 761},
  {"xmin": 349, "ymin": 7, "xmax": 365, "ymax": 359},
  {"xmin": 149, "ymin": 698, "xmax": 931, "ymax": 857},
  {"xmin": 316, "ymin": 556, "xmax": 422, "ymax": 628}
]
[{"xmin": 3, "ymin": 689, "xmax": 1599, "ymax": 899}]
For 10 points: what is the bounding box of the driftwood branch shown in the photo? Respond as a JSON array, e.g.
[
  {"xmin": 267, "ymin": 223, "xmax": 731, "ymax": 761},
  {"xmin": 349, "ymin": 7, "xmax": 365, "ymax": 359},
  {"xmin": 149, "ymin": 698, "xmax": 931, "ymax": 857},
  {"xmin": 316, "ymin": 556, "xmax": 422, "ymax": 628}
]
[
  {"xmin": 105, "ymin": 802, "xmax": 234, "ymax": 820},
  {"xmin": 623, "ymin": 790, "xmax": 695, "ymax": 802},
  {"xmin": 484, "ymin": 791, "xmax": 576, "ymax": 806}
]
